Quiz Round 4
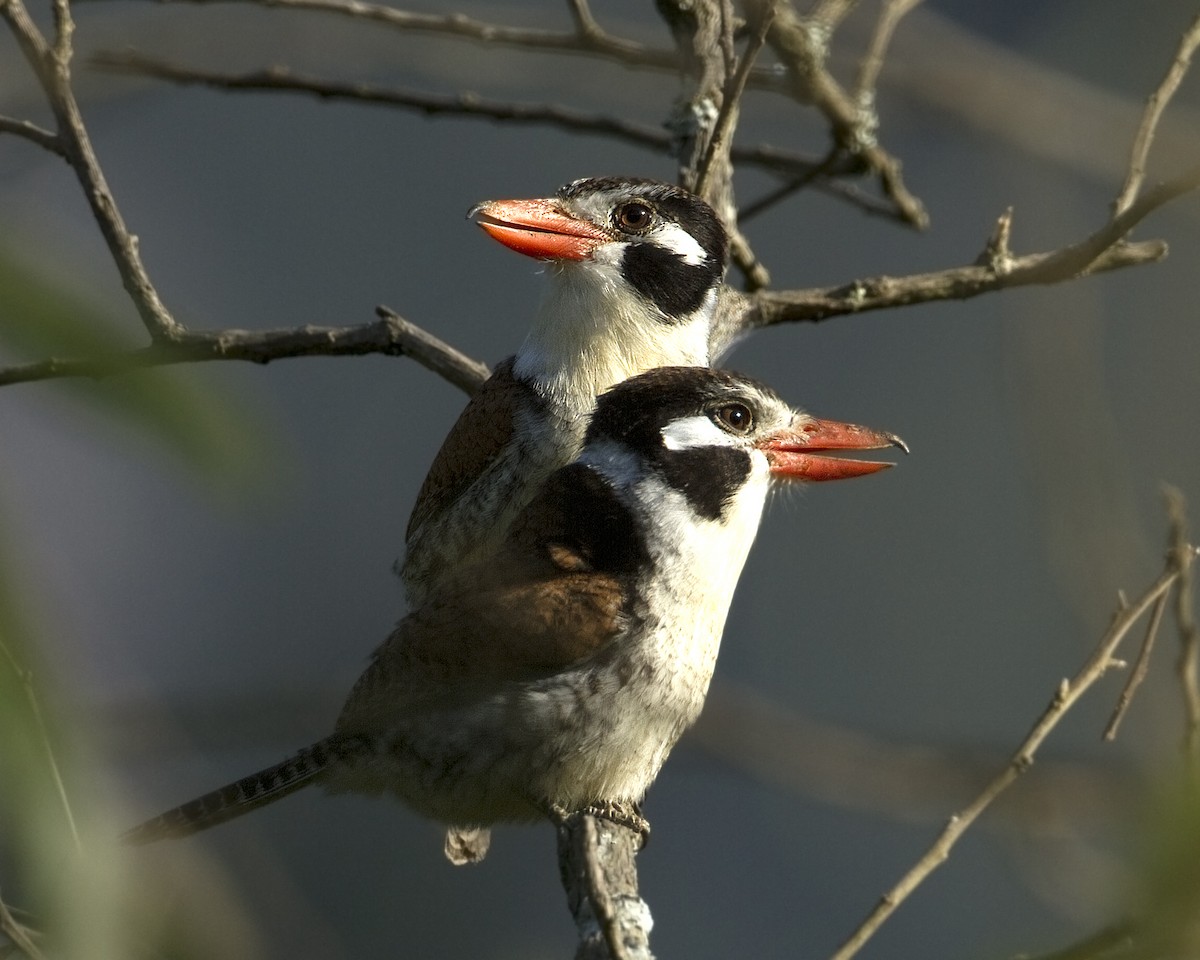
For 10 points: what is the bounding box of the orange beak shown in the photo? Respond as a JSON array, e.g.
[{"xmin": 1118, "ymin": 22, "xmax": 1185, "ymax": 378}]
[
  {"xmin": 759, "ymin": 415, "xmax": 908, "ymax": 481},
  {"xmin": 468, "ymin": 198, "xmax": 609, "ymax": 261}
]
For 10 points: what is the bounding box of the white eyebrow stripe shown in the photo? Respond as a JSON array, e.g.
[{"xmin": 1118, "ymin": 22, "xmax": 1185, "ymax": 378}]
[
  {"xmin": 654, "ymin": 222, "xmax": 709, "ymax": 266},
  {"xmin": 660, "ymin": 415, "xmax": 734, "ymax": 451}
]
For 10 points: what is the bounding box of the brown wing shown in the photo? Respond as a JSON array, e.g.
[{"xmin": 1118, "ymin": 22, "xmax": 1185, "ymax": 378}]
[
  {"xmin": 405, "ymin": 357, "xmax": 525, "ymax": 543},
  {"xmin": 337, "ymin": 547, "xmax": 626, "ymax": 731},
  {"xmin": 340, "ymin": 466, "xmax": 648, "ymax": 732}
]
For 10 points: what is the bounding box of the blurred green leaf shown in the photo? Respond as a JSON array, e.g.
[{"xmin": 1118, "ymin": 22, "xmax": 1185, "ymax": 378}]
[
  {"xmin": 1128, "ymin": 773, "xmax": 1200, "ymax": 956},
  {"xmin": 1, "ymin": 517, "xmax": 269, "ymax": 959},
  {"xmin": 0, "ymin": 244, "xmax": 271, "ymax": 487}
]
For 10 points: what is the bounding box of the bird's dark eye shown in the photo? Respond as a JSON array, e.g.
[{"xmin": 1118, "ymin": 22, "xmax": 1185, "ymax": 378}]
[
  {"xmin": 713, "ymin": 402, "xmax": 754, "ymax": 435},
  {"xmin": 615, "ymin": 201, "xmax": 654, "ymax": 232}
]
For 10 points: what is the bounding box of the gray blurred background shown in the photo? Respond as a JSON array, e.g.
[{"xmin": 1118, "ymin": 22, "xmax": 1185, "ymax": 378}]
[{"xmin": 2, "ymin": 1, "xmax": 1199, "ymax": 957}]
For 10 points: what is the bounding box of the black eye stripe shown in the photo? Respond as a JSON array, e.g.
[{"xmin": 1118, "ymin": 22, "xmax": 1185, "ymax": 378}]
[{"xmin": 621, "ymin": 243, "xmax": 720, "ymax": 319}]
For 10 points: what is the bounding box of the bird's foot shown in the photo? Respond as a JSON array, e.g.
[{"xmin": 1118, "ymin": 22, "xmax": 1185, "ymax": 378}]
[{"xmin": 548, "ymin": 799, "xmax": 650, "ymax": 848}]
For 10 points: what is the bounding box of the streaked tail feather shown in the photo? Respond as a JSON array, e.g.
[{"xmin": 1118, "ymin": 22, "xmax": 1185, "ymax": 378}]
[{"xmin": 123, "ymin": 734, "xmax": 376, "ymax": 845}]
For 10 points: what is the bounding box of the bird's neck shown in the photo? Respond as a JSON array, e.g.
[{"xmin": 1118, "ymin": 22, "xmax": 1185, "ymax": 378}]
[
  {"xmin": 513, "ymin": 262, "xmax": 714, "ymax": 419},
  {"xmin": 580, "ymin": 442, "xmax": 770, "ymax": 616}
]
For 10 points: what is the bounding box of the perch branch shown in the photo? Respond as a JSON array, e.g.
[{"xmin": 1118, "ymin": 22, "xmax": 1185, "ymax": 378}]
[
  {"xmin": 0, "ymin": 309, "xmax": 491, "ymax": 396},
  {"xmin": 556, "ymin": 814, "xmax": 653, "ymax": 960}
]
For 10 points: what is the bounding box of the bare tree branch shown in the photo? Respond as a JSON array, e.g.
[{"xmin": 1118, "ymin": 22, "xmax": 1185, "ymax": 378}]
[
  {"xmin": 73, "ymin": 0, "xmax": 820, "ymax": 98},
  {"xmin": 93, "ymin": 49, "xmax": 676, "ymax": 137},
  {"xmin": 0, "ymin": 309, "xmax": 491, "ymax": 395},
  {"xmin": 1114, "ymin": 12, "xmax": 1200, "ymax": 217},
  {"xmin": 1, "ymin": 0, "xmax": 185, "ymax": 342},
  {"xmin": 830, "ymin": 546, "xmax": 1191, "ymax": 960},
  {"xmin": 0, "ymin": 115, "xmax": 64, "ymax": 155},
  {"xmin": 731, "ymin": 160, "xmax": 1200, "ymax": 341},
  {"xmin": 90, "ymin": 51, "xmax": 861, "ymax": 192},
  {"xmin": 119, "ymin": 0, "xmax": 676, "ymax": 69},
  {"xmin": 749, "ymin": 0, "xmax": 929, "ymax": 229},
  {"xmin": 728, "ymin": 237, "xmax": 1163, "ymax": 340},
  {"xmin": 556, "ymin": 815, "xmax": 653, "ymax": 960}
]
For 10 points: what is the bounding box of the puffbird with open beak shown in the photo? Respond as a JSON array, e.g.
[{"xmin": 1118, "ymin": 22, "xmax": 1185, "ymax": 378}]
[
  {"xmin": 401, "ymin": 176, "xmax": 729, "ymax": 608},
  {"xmin": 126, "ymin": 368, "xmax": 905, "ymax": 862}
]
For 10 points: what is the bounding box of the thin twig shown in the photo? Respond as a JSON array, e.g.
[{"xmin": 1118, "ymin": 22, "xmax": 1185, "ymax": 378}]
[
  {"xmin": 565, "ymin": 0, "xmax": 598, "ymax": 38},
  {"xmin": 1103, "ymin": 589, "xmax": 1170, "ymax": 741},
  {"xmin": 113, "ymin": 0, "xmax": 676, "ymax": 70},
  {"xmin": 1114, "ymin": 13, "xmax": 1200, "ymax": 216},
  {"xmin": 92, "ymin": 48, "xmax": 920, "ymax": 225},
  {"xmin": 91, "ymin": 52, "xmax": 846, "ymax": 187},
  {"xmin": 693, "ymin": 0, "xmax": 776, "ymax": 201},
  {"xmin": 0, "ymin": 310, "xmax": 491, "ymax": 395},
  {"xmin": 741, "ymin": 161, "xmax": 1200, "ymax": 338},
  {"xmin": 809, "ymin": 0, "xmax": 860, "ymax": 33},
  {"xmin": 1165, "ymin": 488, "xmax": 1200, "ymax": 766},
  {"xmin": 0, "ymin": 115, "xmax": 65, "ymax": 155},
  {"xmin": 739, "ymin": 146, "xmax": 851, "ymax": 222},
  {"xmin": 50, "ymin": 0, "xmax": 73, "ymax": 60},
  {"xmin": 717, "ymin": 0, "xmax": 737, "ymax": 76},
  {"xmin": 739, "ymin": 238, "xmax": 1165, "ymax": 335},
  {"xmin": 753, "ymin": 0, "xmax": 929, "ymax": 228},
  {"xmin": 93, "ymin": 53, "xmax": 674, "ymax": 144},
  {"xmin": 854, "ymin": 0, "xmax": 923, "ymax": 105},
  {"xmin": 1, "ymin": 0, "xmax": 185, "ymax": 341},
  {"xmin": 829, "ymin": 561, "xmax": 1183, "ymax": 960},
  {"xmin": 73, "ymin": 0, "xmax": 804, "ymax": 94}
]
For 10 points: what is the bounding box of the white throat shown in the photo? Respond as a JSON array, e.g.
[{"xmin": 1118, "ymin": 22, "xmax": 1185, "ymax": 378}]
[{"xmin": 513, "ymin": 258, "xmax": 714, "ymax": 417}]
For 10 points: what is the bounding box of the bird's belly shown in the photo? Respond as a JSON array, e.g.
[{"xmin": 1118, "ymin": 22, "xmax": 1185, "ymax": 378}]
[{"xmin": 325, "ymin": 624, "xmax": 720, "ymax": 825}]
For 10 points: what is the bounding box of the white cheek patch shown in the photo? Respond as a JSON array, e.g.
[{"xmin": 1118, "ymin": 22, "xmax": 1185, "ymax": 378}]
[
  {"xmin": 660, "ymin": 415, "xmax": 735, "ymax": 451},
  {"xmin": 652, "ymin": 222, "xmax": 709, "ymax": 266}
]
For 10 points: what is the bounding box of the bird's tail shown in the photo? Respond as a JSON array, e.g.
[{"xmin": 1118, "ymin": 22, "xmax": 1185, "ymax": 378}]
[{"xmin": 122, "ymin": 734, "xmax": 375, "ymax": 845}]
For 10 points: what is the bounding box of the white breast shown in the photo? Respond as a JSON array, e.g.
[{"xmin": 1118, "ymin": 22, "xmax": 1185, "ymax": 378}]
[
  {"xmin": 514, "ymin": 257, "xmax": 714, "ymax": 414},
  {"xmin": 527, "ymin": 445, "xmax": 771, "ymax": 805}
]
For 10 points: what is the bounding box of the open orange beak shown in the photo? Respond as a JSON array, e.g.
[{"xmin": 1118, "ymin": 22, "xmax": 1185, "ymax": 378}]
[
  {"xmin": 468, "ymin": 197, "xmax": 610, "ymax": 261},
  {"xmin": 759, "ymin": 414, "xmax": 908, "ymax": 481}
]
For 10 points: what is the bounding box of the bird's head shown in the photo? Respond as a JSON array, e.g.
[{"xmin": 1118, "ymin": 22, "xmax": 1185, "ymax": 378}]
[
  {"xmin": 581, "ymin": 367, "xmax": 907, "ymax": 526},
  {"xmin": 470, "ymin": 178, "xmax": 729, "ymax": 407}
]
